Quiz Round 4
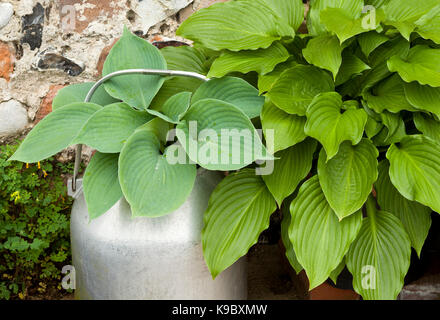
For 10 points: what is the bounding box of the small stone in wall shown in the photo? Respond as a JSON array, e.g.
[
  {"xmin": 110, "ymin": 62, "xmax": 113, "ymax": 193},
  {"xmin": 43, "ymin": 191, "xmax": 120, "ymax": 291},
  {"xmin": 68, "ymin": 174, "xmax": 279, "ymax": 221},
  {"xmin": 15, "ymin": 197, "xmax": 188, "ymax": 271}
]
[
  {"xmin": 21, "ymin": 3, "xmax": 45, "ymax": 50},
  {"xmin": 0, "ymin": 2, "xmax": 14, "ymax": 30},
  {"xmin": 0, "ymin": 100, "xmax": 29, "ymax": 137},
  {"xmin": 36, "ymin": 49, "xmax": 84, "ymax": 76}
]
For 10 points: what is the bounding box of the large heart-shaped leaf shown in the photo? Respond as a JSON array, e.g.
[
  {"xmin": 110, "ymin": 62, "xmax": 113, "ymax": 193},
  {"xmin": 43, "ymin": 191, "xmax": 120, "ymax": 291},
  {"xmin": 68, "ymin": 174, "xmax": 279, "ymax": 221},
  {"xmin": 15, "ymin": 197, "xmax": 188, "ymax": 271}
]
[
  {"xmin": 102, "ymin": 27, "xmax": 167, "ymax": 110},
  {"xmin": 318, "ymin": 139, "xmax": 379, "ymax": 220},
  {"xmin": 413, "ymin": 113, "xmax": 440, "ymax": 144},
  {"xmin": 387, "ymin": 134, "xmax": 440, "ymax": 213},
  {"xmin": 261, "ymin": 0, "xmax": 305, "ymax": 31},
  {"xmin": 289, "ymin": 176, "xmax": 363, "ymax": 290},
  {"xmin": 177, "ymin": 0, "xmax": 294, "ymax": 51},
  {"xmin": 414, "ymin": 4, "xmax": 440, "ymax": 44},
  {"xmin": 10, "ymin": 103, "xmax": 101, "ymax": 163},
  {"xmin": 147, "ymin": 92, "xmax": 192, "ymax": 124},
  {"xmin": 263, "ymin": 139, "xmax": 317, "ymax": 206},
  {"xmin": 160, "ymin": 45, "xmax": 210, "ymax": 75},
  {"xmin": 176, "ymin": 99, "xmax": 271, "ymax": 171},
  {"xmin": 74, "ymin": 103, "xmax": 154, "ymax": 153},
  {"xmin": 347, "ymin": 198, "xmax": 411, "ymax": 300},
  {"xmin": 336, "ymin": 51, "xmax": 371, "ymax": 86},
  {"xmin": 119, "ymin": 128, "xmax": 197, "ymax": 217},
  {"xmin": 305, "ymin": 92, "xmax": 368, "ymax": 160},
  {"xmin": 387, "ymin": 45, "xmax": 440, "ymax": 87},
  {"xmin": 208, "ymin": 42, "xmax": 290, "ymax": 78},
  {"xmin": 404, "ymin": 82, "xmax": 440, "ymax": 118},
  {"xmin": 83, "ymin": 152, "xmax": 123, "ymax": 220},
  {"xmin": 202, "ymin": 169, "xmax": 277, "ymax": 278},
  {"xmin": 267, "ymin": 65, "xmax": 334, "ymax": 116},
  {"xmin": 303, "ymin": 35, "xmax": 343, "ymax": 79},
  {"xmin": 281, "ymin": 196, "xmax": 303, "ymax": 274},
  {"xmin": 357, "ymin": 31, "xmax": 389, "ymax": 58},
  {"xmin": 258, "ymin": 60, "xmax": 298, "ymax": 94},
  {"xmin": 375, "ymin": 160, "xmax": 432, "ymax": 256},
  {"xmin": 52, "ymin": 82, "xmax": 119, "ymax": 110},
  {"xmin": 363, "ymin": 74, "xmax": 416, "ymax": 113},
  {"xmin": 261, "ymin": 101, "xmax": 307, "ymax": 153},
  {"xmin": 191, "ymin": 77, "xmax": 265, "ymax": 119}
]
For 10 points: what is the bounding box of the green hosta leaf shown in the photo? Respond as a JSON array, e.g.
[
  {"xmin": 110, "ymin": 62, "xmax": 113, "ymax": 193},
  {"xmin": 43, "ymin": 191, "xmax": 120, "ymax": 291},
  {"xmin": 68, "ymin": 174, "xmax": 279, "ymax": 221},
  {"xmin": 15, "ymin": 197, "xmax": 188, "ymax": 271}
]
[
  {"xmin": 387, "ymin": 135, "xmax": 440, "ymax": 213},
  {"xmin": 414, "ymin": 4, "xmax": 440, "ymax": 44},
  {"xmin": 383, "ymin": 0, "xmax": 439, "ymax": 39},
  {"xmin": 372, "ymin": 119, "xmax": 406, "ymax": 146},
  {"xmin": 365, "ymin": 116, "xmax": 384, "ymax": 139},
  {"xmin": 147, "ymin": 92, "xmax": 192, "ymax": 124},
  {"xmin": 260, "ymin": 0, "xmax": 305, "ymax": 31},
  {"xmin": 387, "ymin": 45, "xmax": 440, "ymax": 87},
  {"xmin": 414, "ymin": 113, "xmax": 440, "ymax": 143},
  {"xmin": 208, "ymin": 42, "xmax": 290, "ymax": 78},
  {"xmin": 202, "ymin": 169, "xmax": 277, "ymax": 278},
  {"xmin": 261, "ymin": 101, "xmax": 307, "ymax": 153},
  {"xmin": 347, "ymin": 199, "xmax": 411, "ymax": 300},
  {"xmin": 161, "ymin": 46, "xmax": 210, "ymax": 74},
  {"xmin": 119, "ymin": 128, "xmax": 196, "ymax": 217},
  {"xmin": 365, "ymin": 0, "xmax": 390, "ymax": 7},
  {"xmin": 321, "ymin": 8, "xmax": 383, "ymax": 44},
  {"xmin": 318, "ymin": 139, "xmax": 379, "ymax": 220},
  {"xmin": 267, "ymin": 65, "xmax": 334, "ymax": 116},
  {"xmin": 74, "ymin": 103, "xmax": 154, "ymax": 153},
  {"xmin": 336, "ymin": 51, "xmax": 371, "ymax": 86},
  {"xmin": 369, "ymin": 36, "xmax": 410, "ymax": 67},
  {"xmin": 289, "ymin": 176, "xmax": 362, "ymax": 290},
  {"xmin": 102, "ymin": 27, "xmax": 167, "ymax": 110},
  {"xmin": 52, "ymin": 82, "xmax": 119, "ymax": 110},
  {"xmin": 83, "ymin": 152, "xmax": 122, "ymax": 220},
  {"xmin": 263, "ymin": 139, "xmax": 317, "ymax": 206},
  {"xmin": 307, "ymin": 0, "xmax": 364, "ymax": 35},
  {"xmin": 303, "ymin": 35, "xmax": 342, "ymax": 79},
  {"xmin": 176, "ymin": 99, "xmax": 271, "ymax": 171},
  {"xmin": 10, "ymin": 103, "xmax": 101, "ymax": 163},
  {"xmin": 192, "ymin": 77, "xmax": 264, "ymax": 119},
  {"xmin": 177, "ymin": 0, "xmax": 294, "ymax": 51},
  {"xmin": 305, "ymin": 92, "xmax": 368, "ymax": 160},
  {"xmin": 329, "ymin": 259, "xmax": 346, "ymax": 285},
  {"xmin": 357, "ymin": 32, "xmax": 389, "ymax": 57},
  {"xmin": 404, "ymin": 82, "xmax": 440, "ymax": 118},
  {"xmin": 281, "ymin": 198, "xmax": 303, "ymax": 274},
  {"xmin": 258, "ymin": 60, "xmax": 298, "ymax": 94},
  {"xmin": 363, "ymin": 74, "xmax": 416, "ymax": 113},
  {"xmin": 376, "ymin": 160, "xmax": 432, "ymax": 256}
]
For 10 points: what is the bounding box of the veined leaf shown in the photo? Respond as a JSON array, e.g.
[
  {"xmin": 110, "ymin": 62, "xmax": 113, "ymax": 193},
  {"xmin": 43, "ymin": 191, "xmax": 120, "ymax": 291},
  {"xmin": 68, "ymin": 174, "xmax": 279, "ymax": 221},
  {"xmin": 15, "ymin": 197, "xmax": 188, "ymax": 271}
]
[
  {"xmin": 369, "ymin": 36, "xmax": 410, "ymax": 67},
  {"xmin": 161, "ymin": 45, "xmax": 210, "ymax": 74},
  {"xmin": 357, "ymin": 31, "xmax": 389, "ymax": 57},
  {"xmin": 303, "ymin": 35, "xmax": 343, "ymax": 79},
  {"xmin": 387, "ymin": 135, "xmax": 440, "ymax": 213},
  {"xmin": 404, "ymin": 82, "xmax": 440, "ymax": 118},
  {"xmin": 329, "ymin": 259, "xmax": 346, "ymax": 285},
  {"xmin": 102, "ymin": 27, "xmax": 167, "ymax": 110},
  {"xmin": 147, "ymin": 92, "xmax": 192, "ymax": 124},
  {"xmin": 336, "ymin": 51, "xmax": 371, "ymax": 86},
  {"xmin": 267, "ymin": 65, "xmax": 334, "ymax": 116},
  {"xmin": 9, "ymin": 103, "xmax": 101, "ymax": 163},
  {"xmin": 263, "ymin": 139, "xmax": 317, "ymax": 206},
  {"xmin": 414, "ymin": 113, "xmax": 440, "ymax": 144},
  {"xmin": 363, "ymin": 74, "xmax": 416, "ymax": 113},
  {"xmin": 192, "ymin": 77, "xmax": 265, "ymax": 119},
  {"xmin": 258, "ymin": 60, "xmax": 298, "ymax": 94},
  {"xmin": 318, "ymin": 139, "xmax": 379, "ymax": 220},
  {"xmin": 260, "ymin": 0, "xmax": 305, "ymax": 31},
  {"xmin": 177, "ymin": 0, "xmax": 294, "ymax": 51},
  {"xmin": 202, "ymin": 169, "xmax": 277, "ymax": 278},
  {"xmin": 52, "ymin": 82, "xmax": 118, "ymax": 110},
  {"xmin": 376, "ymin": 160, "xmax": 432, "ymax": 256},
  {"xmin": 387, "ymin": 45, "xmax": 440, "ymax": 87},
  {"xmin": 208, "ymin": 42, "xmax": 290, "ymax": 78},
  {"xmin": 261, "ymin": 101, "xmax": 307, "ymax": 153},
  {"xmin": 289, "ymin": 176, "xmax": 362, "ymax": 290},
  {"xmin": 74, "ymin": 103, "xmax": 154, "ymax": 153},
  {"xmin": 305, "ymin": 92, "xmax": 368, "ymax": 160},
  {"xmin": 176, "ymin": 99, "xmax": 271, "ymax": 171},
  {"xmin": 347, "ymin": 198, "xmax": 411, "ymax": 300},
  {"xmin": 83, "ymin": 152, "xmax": 122, "ymax": 220},
  {"xmin": 119, "ymin": 128, "xmax": 196, "ymax": 217},
  {"xmin": 414, "ymin": 4, "xmax": 440, "ymax": 44},
  {"xmin": 281, "ymin": 197, "xmax": 303, "ymax": 274}
]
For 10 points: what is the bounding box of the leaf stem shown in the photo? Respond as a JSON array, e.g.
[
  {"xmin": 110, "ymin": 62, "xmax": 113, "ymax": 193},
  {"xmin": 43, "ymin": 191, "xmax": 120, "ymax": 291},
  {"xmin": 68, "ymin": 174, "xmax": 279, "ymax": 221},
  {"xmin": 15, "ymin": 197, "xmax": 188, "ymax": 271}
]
[{"xmin": 365, "ymin": 195, "xmax": 377, "ymax": 228}]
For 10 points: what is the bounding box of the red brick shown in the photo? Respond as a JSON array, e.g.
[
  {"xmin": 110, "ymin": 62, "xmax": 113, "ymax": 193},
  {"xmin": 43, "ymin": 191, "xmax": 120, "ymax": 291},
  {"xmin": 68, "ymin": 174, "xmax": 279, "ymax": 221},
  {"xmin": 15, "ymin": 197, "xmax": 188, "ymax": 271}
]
[
  {"xmin": 0, "ymin": 42, "xmax": 13, "ymax": 81},
  {"xmin": 96, "ymin": 38, "xmax": 119, "ymax": 76},
  {"xmin": 35, "ymin": 84, "xmax": 66, "ymax": 124}
]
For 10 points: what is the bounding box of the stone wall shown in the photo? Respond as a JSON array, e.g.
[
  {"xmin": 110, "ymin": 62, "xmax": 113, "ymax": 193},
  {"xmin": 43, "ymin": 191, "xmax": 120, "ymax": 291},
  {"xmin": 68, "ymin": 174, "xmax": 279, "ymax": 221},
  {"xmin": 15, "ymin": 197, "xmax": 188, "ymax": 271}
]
[{"xmin": 0, "ymin": 0, "xmax": 226, "ymax": 149}]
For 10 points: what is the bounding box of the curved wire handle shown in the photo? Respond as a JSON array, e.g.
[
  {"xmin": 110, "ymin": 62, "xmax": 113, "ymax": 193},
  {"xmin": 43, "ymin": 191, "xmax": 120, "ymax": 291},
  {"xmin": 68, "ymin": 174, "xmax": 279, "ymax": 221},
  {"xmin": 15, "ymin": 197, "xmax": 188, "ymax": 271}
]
[{"xmin": 72, "ymin": 68, "xmax": 210, "ymax": 191}]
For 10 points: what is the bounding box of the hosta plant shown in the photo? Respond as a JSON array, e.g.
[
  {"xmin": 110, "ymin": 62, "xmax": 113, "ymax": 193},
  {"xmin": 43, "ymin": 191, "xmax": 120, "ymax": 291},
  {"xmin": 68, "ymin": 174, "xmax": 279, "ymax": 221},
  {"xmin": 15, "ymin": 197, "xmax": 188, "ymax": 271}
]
[{"xmin": 9, "ymin": 0, "xmax": 440, "ymax": 300}]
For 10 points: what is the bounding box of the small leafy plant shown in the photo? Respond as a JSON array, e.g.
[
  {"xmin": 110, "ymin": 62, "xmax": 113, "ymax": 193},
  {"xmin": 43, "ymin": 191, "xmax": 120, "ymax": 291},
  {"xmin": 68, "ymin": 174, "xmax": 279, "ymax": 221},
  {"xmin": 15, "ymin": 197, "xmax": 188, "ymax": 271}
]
[
  {"xmin": 0, "ymin": 143, "xmax": 73, "ymax": 300},
  {"xmin": 9, "ymin": 0, "xmax": 440, "ymax": 300}
]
